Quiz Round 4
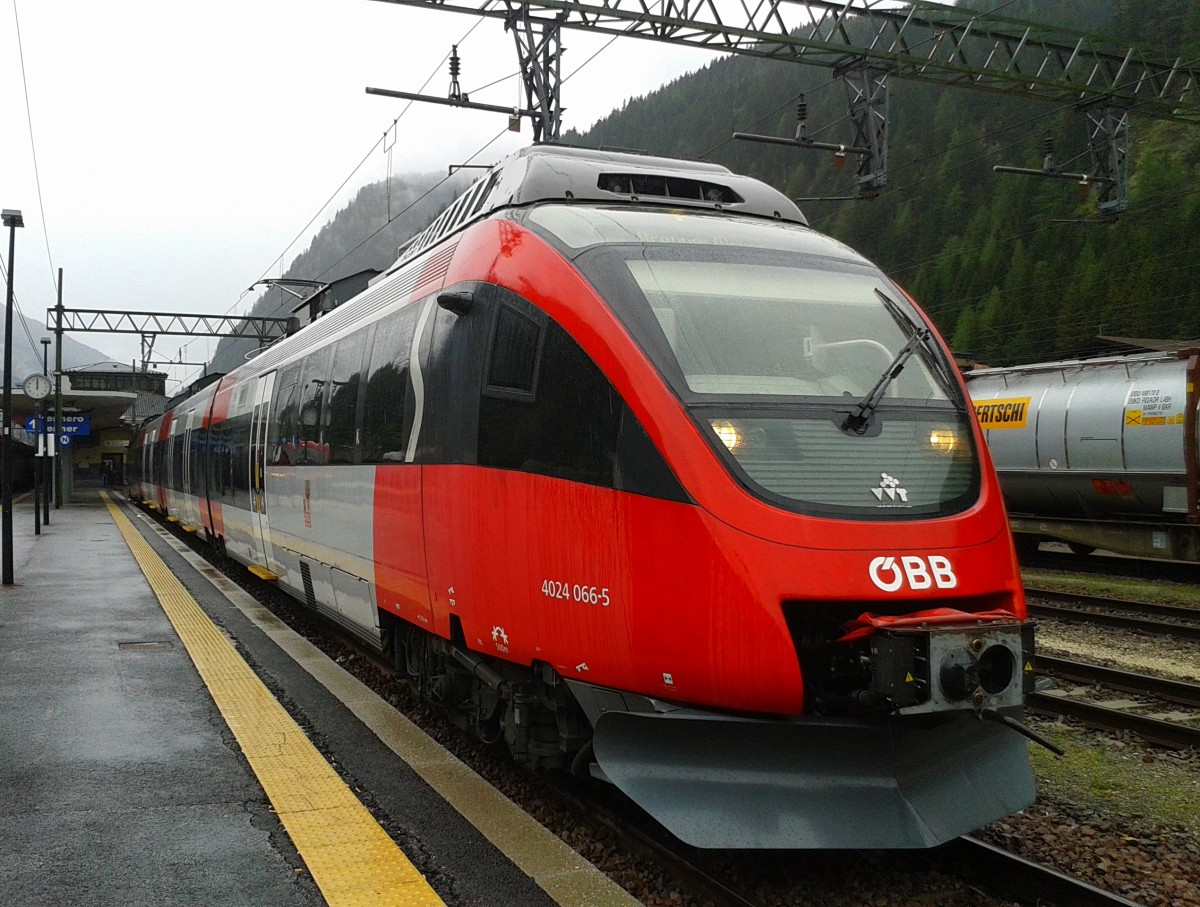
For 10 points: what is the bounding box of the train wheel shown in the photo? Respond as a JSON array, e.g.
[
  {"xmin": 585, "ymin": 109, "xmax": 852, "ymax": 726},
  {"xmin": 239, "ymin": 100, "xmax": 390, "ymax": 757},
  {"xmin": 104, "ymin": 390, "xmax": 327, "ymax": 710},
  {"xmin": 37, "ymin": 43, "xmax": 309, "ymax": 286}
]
[
  {"xmin": 1066, "ymin": 541, "xmax": 1096, "ymax": 556},
  {"xmin": 1012, "ymin": 534, "xmax": 1040, "ymax": 558}
]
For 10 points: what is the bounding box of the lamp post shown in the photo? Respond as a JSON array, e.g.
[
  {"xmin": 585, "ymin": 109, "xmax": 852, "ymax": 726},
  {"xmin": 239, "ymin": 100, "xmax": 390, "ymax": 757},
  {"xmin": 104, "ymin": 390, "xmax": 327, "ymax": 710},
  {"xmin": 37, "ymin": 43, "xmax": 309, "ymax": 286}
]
[
  {"xmin": 54, "ymin": 268, "xmax": 63, "ymax": 510},
  {"xmin": 2, "ymin": 209, "xmax": 24, "ymax": 585},
  {"xmin": 41, "ymin": 338, "xmax": 50, "ymax": 526}
]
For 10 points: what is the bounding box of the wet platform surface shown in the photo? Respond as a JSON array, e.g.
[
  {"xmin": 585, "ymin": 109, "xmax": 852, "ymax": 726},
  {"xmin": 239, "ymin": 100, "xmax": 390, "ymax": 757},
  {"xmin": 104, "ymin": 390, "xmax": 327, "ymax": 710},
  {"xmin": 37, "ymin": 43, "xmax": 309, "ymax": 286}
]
[{"xmin": 0, "ymin": 493, "xmax": 633, "ymax": 906}]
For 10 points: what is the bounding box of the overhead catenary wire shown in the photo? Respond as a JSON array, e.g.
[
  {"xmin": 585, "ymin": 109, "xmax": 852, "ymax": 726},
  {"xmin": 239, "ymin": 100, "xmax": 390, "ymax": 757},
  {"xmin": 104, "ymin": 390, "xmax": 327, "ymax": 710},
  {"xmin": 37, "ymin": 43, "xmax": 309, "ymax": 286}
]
[
  {"xmin": 303, "ymin": 8, "xmax": 670, "ymax": 291},
  {"xmin": 9, "ymin": 0, "xmax": 55, "ymax": 297},
  {"xmin": 217, "ymin": 0, "xmax": 652, "ymax": 342},
  {"xmin": 678, "ymin": 19, "xmax": 1200, "ymax": 351},
  {"xmin": 0, "ymin": 260, "xmax": 48, "ymax": 368},
  {"xmin": 4, "ymin": 0, "xmax": 59, "ymax": 367},
  {"xmin": 202, "ymin": 0, "xmax": 1185, "ymax": 389},
  {"xmin": 230, "ymin": 13, "xmax": 494, "ymax": 321},
  {"xmin": 310, "ymin": 124, "xmax": 514, "ymax": 285},
  {"xmin": 184, "ymin": 6, "xmax": 567, "ymax": 390},
  {"xmin": 697, "ymin": 0, "xmax": 1030, "ymax": 164}
]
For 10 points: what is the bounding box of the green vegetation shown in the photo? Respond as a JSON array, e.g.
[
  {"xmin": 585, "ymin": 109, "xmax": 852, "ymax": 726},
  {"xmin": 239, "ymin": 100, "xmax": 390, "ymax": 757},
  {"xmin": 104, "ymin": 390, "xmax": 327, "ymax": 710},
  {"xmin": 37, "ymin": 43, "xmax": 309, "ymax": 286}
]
[
  {"xmin": 571, "ymin": 0, "xmax": 1200, "ymax": 367},
  {"xmin": 1021, "ymin": 568, "xmax": 1200, "ymax": 609},
  {"xmin": 1029, "ymin": 722, "xmax": 1200, "ymax": 832}
]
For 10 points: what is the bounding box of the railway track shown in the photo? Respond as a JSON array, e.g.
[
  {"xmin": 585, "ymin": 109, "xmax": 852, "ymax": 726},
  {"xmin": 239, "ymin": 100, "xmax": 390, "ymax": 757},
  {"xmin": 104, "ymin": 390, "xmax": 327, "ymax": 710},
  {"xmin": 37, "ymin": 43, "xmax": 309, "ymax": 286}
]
[
  {"xmin": 574, "ymin": 777, "xmax": 1146, "ymax": 907},
  {"xmin": 1032, "ymin": 655, "xmax": 1200, "ymax": 749},
  {"xmin": 933, "ymin": 837, "xmax": 1144, "ymax": 907},
  {"xmin": 134, "ymin": 504, "xmax": 1164, "ymax": 907},
  {"xmin": 1025, "ymin": 587, "xmax": 1200, "ymax": 640}
]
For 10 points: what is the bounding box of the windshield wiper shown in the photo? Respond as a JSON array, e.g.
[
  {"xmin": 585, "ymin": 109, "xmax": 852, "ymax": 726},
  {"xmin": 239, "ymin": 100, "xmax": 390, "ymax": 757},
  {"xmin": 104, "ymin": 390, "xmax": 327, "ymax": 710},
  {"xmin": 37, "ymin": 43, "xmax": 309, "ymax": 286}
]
[
  {"xmin": 840, "ymin": 288, "xmax": 961, "ymax": 435},
  {"xmin": 841, "ymin": 325, "xmax": 930, "ymax": 435},
  {"xmin": 875, "ymin": 288, "xmax": 961, "ymax": 399}
]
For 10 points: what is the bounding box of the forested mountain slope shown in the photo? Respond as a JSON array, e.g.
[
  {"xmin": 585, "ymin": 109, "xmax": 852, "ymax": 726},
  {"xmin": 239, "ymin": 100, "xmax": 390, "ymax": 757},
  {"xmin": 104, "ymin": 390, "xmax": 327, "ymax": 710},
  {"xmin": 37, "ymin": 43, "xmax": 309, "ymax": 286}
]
[
  {"xmin": 570, "ymin": 0, "xmax": 1200, "ymax": 365},
  {"xmin": 208, "ymin": 175, "xmax": 462, "ymax": 374},
  {"xmin": 213, "ymin": 0, "xmax": 1200, "ymax": 374}
]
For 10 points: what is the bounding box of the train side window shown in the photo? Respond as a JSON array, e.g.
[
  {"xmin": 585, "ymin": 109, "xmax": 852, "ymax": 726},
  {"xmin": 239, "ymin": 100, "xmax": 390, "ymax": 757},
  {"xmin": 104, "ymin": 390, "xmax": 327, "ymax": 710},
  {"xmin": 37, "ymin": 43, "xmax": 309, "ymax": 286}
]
[
  {"xmin": 270, "ymin": 363, "xmax": 301, "ymax": 466},
  {"xmin": 295, "ymin": 348, "xmax": 331, "ymax": 465},
  {"xmin": 222, "ymin": 412, "xmax": 254, "ymax": 510},
  {"xmin": 362, "ymin": 304, "xmax": 419, "ymax": 463},
  {"xmin": 169, "ymin": 424, "xmax": 185, "ymax": 491},
  {"xmin": 188, "ymin": 424, "xmax": 203, "ymax": 497},
  {"xmin": 155, "ymin": 437, "xmax": 168, "ymax": 486},
  {"xmin": 325, "ymin": 330, "xmax": 369, "ymax": 465}
]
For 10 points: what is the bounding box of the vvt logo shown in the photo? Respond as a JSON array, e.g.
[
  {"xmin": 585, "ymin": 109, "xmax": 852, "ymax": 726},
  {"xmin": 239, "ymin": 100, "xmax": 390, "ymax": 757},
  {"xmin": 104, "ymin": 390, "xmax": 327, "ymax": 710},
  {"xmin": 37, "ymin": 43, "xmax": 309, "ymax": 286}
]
[
  {"xmin": 868, "ymin": 555, "xmax": 957, "ymax": 592},
  {"xmin": 872, "ymin": 472, "xmax": 908, "ymax": 503}
]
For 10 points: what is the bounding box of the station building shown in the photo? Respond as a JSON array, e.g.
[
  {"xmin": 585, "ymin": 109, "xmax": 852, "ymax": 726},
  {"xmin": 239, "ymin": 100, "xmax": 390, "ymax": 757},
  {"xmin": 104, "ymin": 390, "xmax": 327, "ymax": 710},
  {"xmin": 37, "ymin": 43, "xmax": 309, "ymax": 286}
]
[{"xmin": 5, "ymin": 362, "xmax": 167, "ymax": 498}]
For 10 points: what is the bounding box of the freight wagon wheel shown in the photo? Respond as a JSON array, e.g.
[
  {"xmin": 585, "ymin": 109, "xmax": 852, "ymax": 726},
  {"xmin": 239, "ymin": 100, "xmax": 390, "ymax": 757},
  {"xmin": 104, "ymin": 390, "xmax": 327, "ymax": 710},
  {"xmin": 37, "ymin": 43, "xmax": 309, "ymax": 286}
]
[
  {"xmin": 1011, "ymin": 534, "xmax": 1040, "ymax": 558},
  {"xmin": 1066, "ymin": 541, "xmax": 1096, "ymax": 556}
]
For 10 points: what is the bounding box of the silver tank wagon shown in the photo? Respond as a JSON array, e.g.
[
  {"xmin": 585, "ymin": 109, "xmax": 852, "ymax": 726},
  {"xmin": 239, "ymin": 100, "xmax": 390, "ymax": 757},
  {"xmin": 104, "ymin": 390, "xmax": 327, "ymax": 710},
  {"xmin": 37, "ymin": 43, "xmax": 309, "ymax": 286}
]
[{"xmin": 965, "ymin": 350, "xmax": 1200, "ymax": 560}]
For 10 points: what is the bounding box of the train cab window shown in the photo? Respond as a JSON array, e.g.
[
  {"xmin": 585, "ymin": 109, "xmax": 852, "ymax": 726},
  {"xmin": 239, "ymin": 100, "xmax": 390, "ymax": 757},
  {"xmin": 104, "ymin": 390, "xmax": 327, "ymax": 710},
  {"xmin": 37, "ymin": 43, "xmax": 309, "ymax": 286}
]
[
  {"xmin": 362, "ymin": 304, "xmax": 419, "ymax": 463},
  {"xmin": 486, "ymin": 303, "xmax": 543, "ymax": 395},
  {"xmin": 477, "ymin": 289, "xmax": 687, "ymax": 501},
  {"xmin": 325, "ymin": 329, "xmax": 370, "ymax": 465},
  {"xmin": 546, "ymin": 206, "xmax": 979, "ymax": 519}
]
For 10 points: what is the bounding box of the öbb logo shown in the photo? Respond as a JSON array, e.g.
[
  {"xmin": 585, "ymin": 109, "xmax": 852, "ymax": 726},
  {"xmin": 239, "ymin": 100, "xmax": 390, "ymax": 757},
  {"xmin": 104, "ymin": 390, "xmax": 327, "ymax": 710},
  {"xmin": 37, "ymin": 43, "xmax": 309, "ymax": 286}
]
[{"xmin": 868, "ymin": 555, "xmax": 957, "ymax": 592}]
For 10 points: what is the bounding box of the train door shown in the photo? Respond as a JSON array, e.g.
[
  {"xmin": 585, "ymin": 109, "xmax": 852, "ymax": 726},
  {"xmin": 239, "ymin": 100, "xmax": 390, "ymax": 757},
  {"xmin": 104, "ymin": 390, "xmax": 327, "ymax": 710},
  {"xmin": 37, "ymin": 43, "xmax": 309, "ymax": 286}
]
[
  {"xmin": 101, "ymin": 453, "xmax": 123, "ymax": 488},
  {"xmin": 178, "ymin": 409, "xmax": 198, "ymax": 529},
  {"xmin": 249, "ymin": 373, "xmax": 276, "ymax": 575},
  {"xmin": 167, "ymin": 417, "xmax": 185, "ymax": 511},
  {"xmin": 181, "ymin": 410, "xmax": 195, "ymax": 495}
]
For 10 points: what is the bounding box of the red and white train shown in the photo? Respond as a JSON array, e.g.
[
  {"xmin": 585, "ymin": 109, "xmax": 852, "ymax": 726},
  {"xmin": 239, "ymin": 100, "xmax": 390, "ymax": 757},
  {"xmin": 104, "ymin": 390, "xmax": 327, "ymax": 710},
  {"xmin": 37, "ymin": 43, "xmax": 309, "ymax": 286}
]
[{"xmin": 131, "ymin": 145, "xmax": 1038, "ymax": 849}]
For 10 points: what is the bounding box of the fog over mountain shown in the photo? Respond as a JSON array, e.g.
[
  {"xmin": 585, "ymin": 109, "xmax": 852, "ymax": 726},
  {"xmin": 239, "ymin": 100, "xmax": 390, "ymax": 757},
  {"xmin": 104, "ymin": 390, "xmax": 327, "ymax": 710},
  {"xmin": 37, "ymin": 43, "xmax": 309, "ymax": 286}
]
[
  {"xmin": 208, "ymin": 174, "xmax": 463, "ymax": 376},
  {"xmin": 6, "ymin": 310, "xmax": 117, "ymax": 384}
]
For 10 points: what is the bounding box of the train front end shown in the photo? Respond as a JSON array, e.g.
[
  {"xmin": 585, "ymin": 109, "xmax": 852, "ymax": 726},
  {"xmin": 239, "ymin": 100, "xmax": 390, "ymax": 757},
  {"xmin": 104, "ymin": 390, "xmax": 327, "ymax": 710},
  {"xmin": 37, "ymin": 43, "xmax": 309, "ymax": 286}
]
[{"xmin": 510, "ymin": 196, "xmax": 1036, "ymax": 849}]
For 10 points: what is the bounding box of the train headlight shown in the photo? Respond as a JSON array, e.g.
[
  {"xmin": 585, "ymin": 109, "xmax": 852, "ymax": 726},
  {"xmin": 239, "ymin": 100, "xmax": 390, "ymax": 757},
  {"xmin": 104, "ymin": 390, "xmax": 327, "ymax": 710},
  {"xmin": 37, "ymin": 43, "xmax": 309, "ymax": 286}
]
[
  {"xmin": 710, "ymin": 420, "xmax": 743, "ymax": 451},
  {"xmin": 928, "ymin": 426, "xmax": 959, "ymax": 454}
]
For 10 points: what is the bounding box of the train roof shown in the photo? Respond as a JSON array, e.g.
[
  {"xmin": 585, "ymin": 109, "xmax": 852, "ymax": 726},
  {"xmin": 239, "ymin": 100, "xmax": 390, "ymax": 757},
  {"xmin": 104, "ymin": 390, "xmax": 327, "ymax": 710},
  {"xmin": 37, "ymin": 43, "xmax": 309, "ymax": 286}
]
[{"xmin": 390, "ymin": 144, "xmax": 807, "ymax": 271}]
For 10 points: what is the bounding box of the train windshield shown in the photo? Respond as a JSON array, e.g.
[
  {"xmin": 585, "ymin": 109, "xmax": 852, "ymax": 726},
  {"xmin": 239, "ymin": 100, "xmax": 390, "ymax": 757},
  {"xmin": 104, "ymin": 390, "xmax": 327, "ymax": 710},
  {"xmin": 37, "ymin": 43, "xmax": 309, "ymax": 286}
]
[{"xmin": 525, "ymin": 205, "xmax": 979, "ymax": 519}]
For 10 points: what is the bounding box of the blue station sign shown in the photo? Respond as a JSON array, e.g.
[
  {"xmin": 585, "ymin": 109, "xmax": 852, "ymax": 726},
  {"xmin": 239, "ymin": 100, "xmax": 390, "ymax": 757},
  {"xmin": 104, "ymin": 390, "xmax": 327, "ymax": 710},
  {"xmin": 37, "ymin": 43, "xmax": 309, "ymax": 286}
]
[{"xmin": 25, "ymin": 413, "xmax": 91, "ymax": 437}]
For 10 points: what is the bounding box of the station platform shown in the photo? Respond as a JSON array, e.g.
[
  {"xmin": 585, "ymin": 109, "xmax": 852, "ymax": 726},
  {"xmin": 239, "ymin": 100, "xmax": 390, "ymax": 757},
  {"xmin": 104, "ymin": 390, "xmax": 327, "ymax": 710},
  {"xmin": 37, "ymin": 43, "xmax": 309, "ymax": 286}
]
[{"xmin": 0, "ymin": 492, "xmax": 638, "ymax": 907}]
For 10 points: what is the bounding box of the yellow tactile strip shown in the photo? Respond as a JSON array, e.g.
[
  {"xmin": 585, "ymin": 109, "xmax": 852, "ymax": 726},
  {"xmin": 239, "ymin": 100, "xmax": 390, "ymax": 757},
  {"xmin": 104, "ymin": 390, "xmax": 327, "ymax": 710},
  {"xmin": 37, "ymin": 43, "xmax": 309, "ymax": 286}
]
[{"xmin": 103, "ymin": 494, "xmax": 445, "ymax": 907}]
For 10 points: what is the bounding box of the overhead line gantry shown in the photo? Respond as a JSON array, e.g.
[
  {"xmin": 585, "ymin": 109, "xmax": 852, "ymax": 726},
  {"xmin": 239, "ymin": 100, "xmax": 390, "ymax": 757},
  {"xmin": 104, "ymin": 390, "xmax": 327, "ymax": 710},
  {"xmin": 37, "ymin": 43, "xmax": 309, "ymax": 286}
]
[
  {"xmin": 50, "ymin": 309, "xmax": 291, "ymax": 374},
  {"xmin": 370, "ymin": 0, "xmax": 1200, "ymax": 209}
]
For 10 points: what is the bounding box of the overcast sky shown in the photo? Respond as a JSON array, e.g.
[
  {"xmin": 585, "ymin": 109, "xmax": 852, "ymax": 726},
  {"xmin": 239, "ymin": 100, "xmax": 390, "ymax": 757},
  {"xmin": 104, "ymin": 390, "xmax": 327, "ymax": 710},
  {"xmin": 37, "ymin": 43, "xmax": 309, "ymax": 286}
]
[{"xmin": 0, "ymin": 0, "xmax": 715, "ymax": 392}]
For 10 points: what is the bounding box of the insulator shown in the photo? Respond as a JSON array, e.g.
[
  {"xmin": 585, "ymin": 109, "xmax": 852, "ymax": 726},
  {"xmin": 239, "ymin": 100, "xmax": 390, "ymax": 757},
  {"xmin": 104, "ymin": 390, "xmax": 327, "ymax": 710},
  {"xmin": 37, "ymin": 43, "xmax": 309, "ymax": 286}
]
[
  {"xmin": 1041, "ymin": 133, "xmax": 1055, "ymax": 172},
  {"xmin": 794, "ymin": 94, "xmax": 809, "ymax": 142},
  {"xmin": 448, "ymin": 45, "xmax": 464, "ymax": 101}
]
